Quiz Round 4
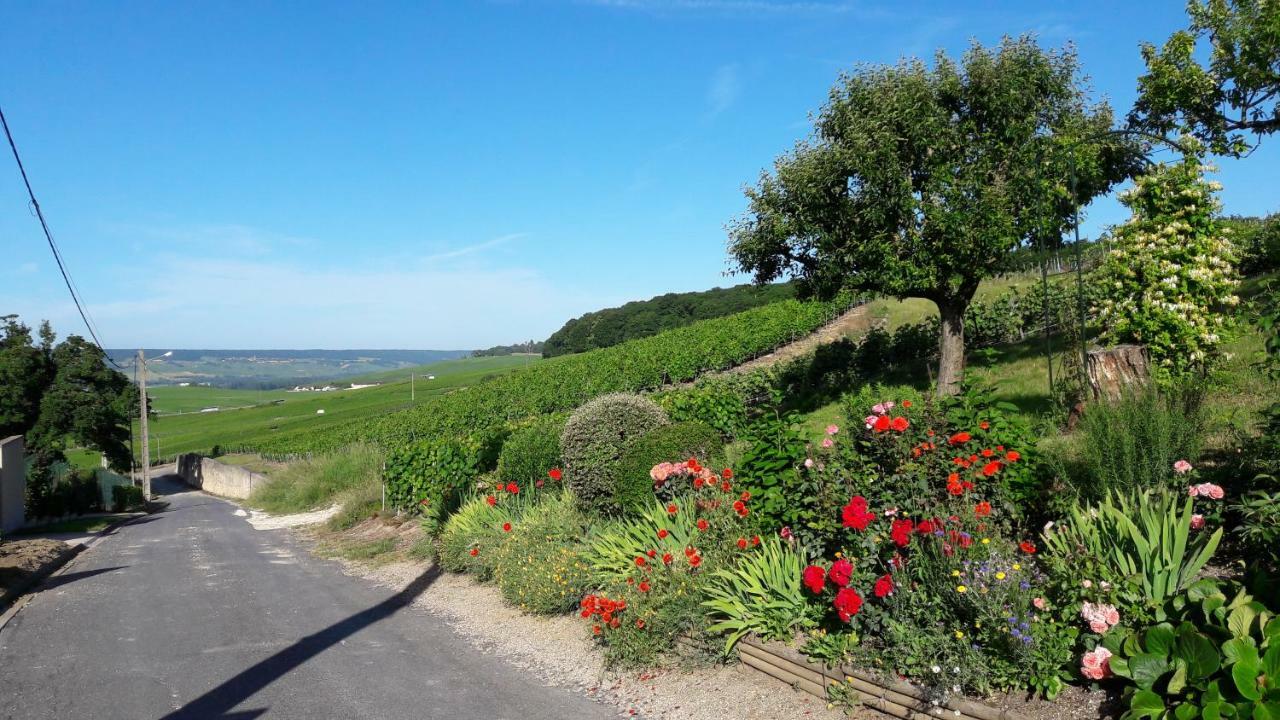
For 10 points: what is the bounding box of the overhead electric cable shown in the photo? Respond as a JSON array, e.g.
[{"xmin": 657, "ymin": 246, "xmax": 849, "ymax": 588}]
[{"xmin": 1, "ymin": 102, "xmax": 121, "ymax": 368}]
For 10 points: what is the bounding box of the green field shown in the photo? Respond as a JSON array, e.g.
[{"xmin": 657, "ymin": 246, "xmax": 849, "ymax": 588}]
[{"xmin": 136, "ymin": 355, "xmax": 538, "ymax": 462}]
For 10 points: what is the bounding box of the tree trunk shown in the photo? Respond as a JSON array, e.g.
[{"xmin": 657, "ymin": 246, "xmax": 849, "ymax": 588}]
[{"xmin": 936, "ymin": 300, "xmax": 966, "ymax": 397}]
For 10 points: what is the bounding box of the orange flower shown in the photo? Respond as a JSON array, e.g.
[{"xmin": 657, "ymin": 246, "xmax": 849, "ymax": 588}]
[
  {"xmin": 667, "ymin": 503, "xmax": 678, "ymax": 515},
  {"xmin": 1006, "ymin": 450, "xmax": 1021, "ymax": 462},
  {"xmin": 502, "ymin": 522, "xmax": 512, "ymax": 532},
  {"xmin": 981, "ymin": 461, "xmax": 1001, "ymax": 477},
  {"xmin": 657, "ymin": 528, "xmax": 669, "ymax": 539},
  {"xmin": 974, "ymin": 501, "xmax": 992, "ymax": 517},
  {"xmin": 696, "ymin": 518, "xmax": 709, "ymax": 531},
  {"xmin": 979, "ymin": 421, "xmax": 990, "ymax": 430}
]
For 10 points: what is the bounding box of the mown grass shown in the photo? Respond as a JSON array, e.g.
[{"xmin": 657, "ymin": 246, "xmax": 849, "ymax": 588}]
[
  {"xmin": 246, "ymin": 443, "xmax": 385, "ymax": 528},
  {"xmin": 136, "ymin": 355, "xmax": 537, "ymax": 462}
]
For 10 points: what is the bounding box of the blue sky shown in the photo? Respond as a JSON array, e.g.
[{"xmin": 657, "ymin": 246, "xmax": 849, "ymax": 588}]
[{"xmin": 2, "ymin": 0, "xmax": 1276, "ymax": 350}]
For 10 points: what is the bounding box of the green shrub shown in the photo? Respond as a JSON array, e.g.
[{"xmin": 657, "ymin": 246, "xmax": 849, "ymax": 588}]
[
  {"xmin": 384, "ymin": 436, "xmax": 487, "ymax": 534},
  {"xmin": 111, "ymin": 484, "xmax": 145, "ymax": 512},
  {"xmin": 438, "ymin": 494, "xmax": 521, "ymax": 580},
  {"xmin": 1232, "ymin": 490, "xmax": 1280, "ymax": 569},
  {"xmin": 702, "ymin": 536, "xmax": 815, "ymax": 653},
  {"xmin": 560, "ymin": 393, "xmax": 669, "ymax": 514},
  {"xmin": 1054, "ymin": 388, "xmax": 1204, "ymax": 501},
  {"xmin": 497, "ymin": 414, "xmax": 565, "ymax": 487},
  {"xmin": 612, "ymin": 422, "xmax": 723, "ymax": 514},
  {"xmin": 492, "ymin": 491, "xmax": 592, "ymax": 614}
]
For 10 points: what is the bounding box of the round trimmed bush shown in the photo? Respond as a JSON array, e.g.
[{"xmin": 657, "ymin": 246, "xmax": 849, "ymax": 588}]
[
  {"xmin": 561, "ymin": 393, "xmax": 669, "ymax": 514},
  {"xmin": 612, "ymin": 421, "xmax": 724, "ymax": 514},
  {"xmin": 492, "ymin": 490, "xmax": 591, "ymax": 614},
  {"xmin": 497, "ymin": 414, "xmax": 566, "ymax": 487}
]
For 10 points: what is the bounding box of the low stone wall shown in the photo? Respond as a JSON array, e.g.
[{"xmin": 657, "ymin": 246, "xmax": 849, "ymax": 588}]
[{"xmin": 175, "ymin": 454, "xmax": 265, "ymax": 499}]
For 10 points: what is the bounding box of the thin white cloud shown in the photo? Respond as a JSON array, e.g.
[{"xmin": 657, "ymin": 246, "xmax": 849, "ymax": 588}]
[
  {"xmin": 707, "ymin": 64, "xmax": 741, "ymax": 116},
  {"xmin": 420, "ymin": 233, "xmax": 527, "ymax": 263}
]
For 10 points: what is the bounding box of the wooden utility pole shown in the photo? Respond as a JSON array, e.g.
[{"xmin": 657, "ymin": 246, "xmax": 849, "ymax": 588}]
[
  {"xmin": 411, "ymin": 373, "xmax": 415, "ymax": 402},
  {"xmin": 138, "ymin": 349, "xmax": 151, "ymax": 500}
]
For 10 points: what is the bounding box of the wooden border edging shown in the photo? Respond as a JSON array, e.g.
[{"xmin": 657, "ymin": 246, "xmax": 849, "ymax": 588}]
[{"xmin": 738, "ymin": 637, "xmax": 1028, "ymax": 720}]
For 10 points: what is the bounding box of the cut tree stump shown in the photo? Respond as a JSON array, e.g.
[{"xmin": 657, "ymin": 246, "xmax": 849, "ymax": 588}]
[{"xmin": 1086, "ymin": 344, "xmax": 1150, "ymax": 402}]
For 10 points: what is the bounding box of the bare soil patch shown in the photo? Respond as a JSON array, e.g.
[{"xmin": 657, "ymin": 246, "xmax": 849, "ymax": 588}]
[{"xmin": 0, "ymin": 539, "xmax": 72, "ymax": 598}]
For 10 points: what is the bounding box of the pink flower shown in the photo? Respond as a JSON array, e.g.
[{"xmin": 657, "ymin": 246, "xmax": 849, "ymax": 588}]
[
  {"xmin": 1080, "ymin": 647, "xmax": 1113, "ymax": 680},
  {"xmin": 871, "ymin": 403, "xmax": 887, "ymax": 415},
  {"xmin": 1173, "ymin": 459, "xmax": 1192, "ymax": 474},
  {"xmin": 1081, "ymin": 602, "xmax": 1121, "ymax": 634},
  {"xmin": 1082, "ymin": 580, "xmax": 1093, "ymax": 589},
  {"xmin": 1202, "ymin": 483, "xmax": 1224, "ymax": 500},
  {"xmin": 826, "ymin": 424, "xmax": 839, "ymax": 436},
  {"xmin": 804, "ymin": 458, "xmax": 814, "ymax": 469},
  {"xmin": 864, "ymin": 415, "xmax": 877, "ymax": 429},
  {"xmin": 1190, "ymin": 514, "xmax": 1205, "ymax": 530},
  {"xmin": 821, "ymin": 437, "xmax": 834, "ymax": 448},
  {"xmin": 1188, "ymin": 484, "xmax": 1200, "ymax": 497},
  {"xmin": 1033, "ymin": 597, "xmax": 1046, "ymax": 610},
  {"xmin": 779, "ymin": 526, "xmax": 793, "ymax": 540}
]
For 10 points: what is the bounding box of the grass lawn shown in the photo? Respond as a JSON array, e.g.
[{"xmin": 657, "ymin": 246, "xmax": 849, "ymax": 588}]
[{"xmin": 135, "ymin": 354, "xmax": 538, "ymax": 462}]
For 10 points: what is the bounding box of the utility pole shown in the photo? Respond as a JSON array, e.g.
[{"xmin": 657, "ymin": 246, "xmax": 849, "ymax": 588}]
[
  {"xmin": 138, "ymin": 349, "xmax": 152, "ymax": 500},
  {"xmin": 411, "ymin": 372, "xmax": 415, "ymax": 402}
]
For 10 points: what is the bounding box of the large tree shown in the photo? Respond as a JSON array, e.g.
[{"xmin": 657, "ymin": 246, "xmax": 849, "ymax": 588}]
[
  {"xmin": 1130, "ymin": 0, "xmax": 1280, "ymax": 156},
  {"xmin": 0, "ymin": 316, "xmax": 54, "ymax": 439},
  {"xmin": 728, "ymin": 37, "xmax": 1135, "ymax": 395}
]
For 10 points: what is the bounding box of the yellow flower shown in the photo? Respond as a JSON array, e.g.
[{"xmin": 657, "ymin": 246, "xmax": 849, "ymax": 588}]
[
  {"xmin": 981, "ymin": 538, "xmax": 991, "ymax": 545},
  {"xmin": 951, "ymin": 570, "xmax": 960, "ymax": 577},
  {"xmin": 954, "ymin": 630, "xmax": 964, "ymax": 639},
  {"xmin": 956, "ymin": 585, "xmax": 967, "ymax": 593},
  {"xmin": 1012, "ymin": 563, "xmax": 1021, "ymax": 571},
  {"xmin": 995, "ymin": 572, "xmax": 1006, "ymax": 580}
]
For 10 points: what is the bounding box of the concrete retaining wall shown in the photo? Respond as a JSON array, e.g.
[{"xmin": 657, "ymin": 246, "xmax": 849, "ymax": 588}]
[
  {"xmin": 176, "ymin": 454, "xmax": 265, "ymax": 499},
  {"xmin": 0, "ymin": 436, "xmax": 26, "ymax": 533}
]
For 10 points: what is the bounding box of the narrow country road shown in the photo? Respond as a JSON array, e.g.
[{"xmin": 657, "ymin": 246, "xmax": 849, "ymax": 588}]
[{"xmin": 0, "ymin": 476, "xmax": 619, "ymax": 720}]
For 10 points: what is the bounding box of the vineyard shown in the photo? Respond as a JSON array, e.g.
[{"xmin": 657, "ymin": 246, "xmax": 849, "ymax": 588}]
[{"xmin": 239, "ymin": 295, "xmax": 857, "ymax": 458}]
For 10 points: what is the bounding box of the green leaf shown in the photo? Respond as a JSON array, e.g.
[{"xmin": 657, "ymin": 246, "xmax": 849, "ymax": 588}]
[
  {"xmin": 1225, "ymin": 639, "xmax": 1260, "ymax": 666},
  {"xmin": 1263, "ymin": 645, "xmax": 1280, "ymax": 679},
  {"xmin": 1149, "ymin": 624, "xmax": 1178, "ymax": 657},
  {"xmin": 1130, "ymin": 690, "xmax": 1168, "ymax": 720},
  {"xmin": 1231, "ymin": 607, "xmax": 1260, "ymax": 640},
  {"xmin": 1253, "ymin": 703, "xmax": 1280, "ymax": 720},
  {"xmin": 1175, "ymin": 630, "xmax": 1223, "ymax": 680},
  {"xmin": 1174, "ymin": 702, "xmax": 1199, "ymax": 720},
  {"xmin": 1131, "ymin": 653, "xmax": 1175, "ymax": 691},
  {"xmin": 1234, "ymin": 661, "xmax": 1263, "ymax": 701},
  {"xmin": 1168, "ymin": 658, "xmax": 1189, "ymax": 695}
]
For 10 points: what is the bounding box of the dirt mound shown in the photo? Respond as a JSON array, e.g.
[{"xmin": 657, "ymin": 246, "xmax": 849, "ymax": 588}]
[{"xmin": 0, "ymin": 539, "xmax": 71, "ymax": 597}]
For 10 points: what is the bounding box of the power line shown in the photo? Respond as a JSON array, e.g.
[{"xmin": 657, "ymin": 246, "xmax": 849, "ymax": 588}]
[{"xmin": 0, "ymin": 102, "xmax": 121, "ymax": 368}]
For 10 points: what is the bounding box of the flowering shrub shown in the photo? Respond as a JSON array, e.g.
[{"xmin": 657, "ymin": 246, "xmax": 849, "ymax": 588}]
[
  {"xmin": 438, "ymin": 492, "xmax": 522, "ymax": 579},
  {"xmin": 1095, "ymin": 151, "xmax": 1240, "ymax": 383},
  {"xmin": 612, "ymin": 421, "xmax": 723, "ymax": 513},
  {"xmin": 492, "ymin": 490, "xmax": 592, "ymax": 614}
]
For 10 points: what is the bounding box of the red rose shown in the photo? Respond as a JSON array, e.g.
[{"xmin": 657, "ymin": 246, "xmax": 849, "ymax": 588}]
[
  {"xmin": 902, "ymin": 400, "xmax": 912, "ymax": 408},
  {"xmin": 802, "ymin": 565, "xmax": 826, "ymax": 594},
  {"xmin": 689, "ymin": 555, "xmax": 702, "ymax": 568},
  {"xmin": 469, "ymin": 548, "xmax": 478, "ymax": 556},
  {"xmin": 485, "ymin": 495, "xmax": 497, "ymax": 506},
  {"xmin": 635, "ymin": 556, "xmax": 646, "ymax": 567},
  {"xmin": 721, "ymin": 481, "xmax": 732, "ymax": 492},
  {"xmin": 842, "ymin": 496, "xmax": 875, "ymax": 530},
  {"xmin": 696, "ymin": 518, "xmax": 709, "ymax": 531},
  {"xmin": 737, "ymin": 538, "xmax": 748, "ymax": 550},
  {"xmin": 873, "ymin": 415, "xmax": 892, "ymax": 433},
  {"xmin": 916, "ymin": 519, "xmax": 936, "ymax": 535},
  {"xmin": 979, "ymin": 421, "xmax": 990, "ymax": 430},
  {"xmin": 751, "ymin": 535, "xmax": 761, "ymax": 546},
  {"xmin": 638, "ymin": 581, "xmax": 650, "ymax": 593},
  {"xmin": 1006, "ymin": 451, "xmax": 1021, "ymax": 462},
  {"xmin": 506, "ymin": 482, "xmax": 519, "ymax": 494},
  {"xmin": 833, "ymin": 587, "xmax": 863, "ymax": 622},
  {"xmin": 646, "ymin": 549, "xmax": 657, "ymax": 558},
  {"xmin": 657, "ymin": 528, "xmax": 669, "ymax": 539},
  {"xmin": 548, "ymin": 468, "xmax": 562, "ymax": 481},
  {"xmin": 722, "ymin": 468, "xmax": 733, "ymax": 479},
  {"xmin": 890, "ymin": 519, "xmax": 914, "ymax": 547},
  {"xmin": 981, "ymin": 448, "xmax": 994, "ymax": 458},
  {"xmin": 829, "ymin": 558, "xmax": 854, "ymax": 587},
  {"xmin": 891, "ymin": 416, "xmax": 910, "ymax": 432},
  {"xmin": 667, "ymin": 504, "xmax": 678, "ymax": 515},
  {"xmin": 873, "ymin": 574, "xmax": 894, "ymax": 598},
  {"xmin": 662, "ymin": 552, "xmax": 673, "ymax": 565}
]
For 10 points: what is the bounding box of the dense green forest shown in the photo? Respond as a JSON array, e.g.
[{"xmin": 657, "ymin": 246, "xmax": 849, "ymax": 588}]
[
  {"xmin": 472, "ymin": 340, "xmax": 544, "ymax": 357},
  {"xmin": 541, "ymin": 281, "xmax": 796, "ymax": 358}
]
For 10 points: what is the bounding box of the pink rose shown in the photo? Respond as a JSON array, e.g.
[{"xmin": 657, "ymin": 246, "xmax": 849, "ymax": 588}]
[
  {"xmin": 1203, "ymin": 483, "xmax": 1224, "ymax": 500},
  {"xmin": 1033, "ymin": 597, "xmax": 1046, "ymax": 610},
  {"xmin": 826, "ymin": 424, "xmax": 839, "ymax": 436},
  {"xmin": 1190, "ymin": 514, "xmax": 1205, "ymax": 530},
  {"xmin": 1082, "ymin": 580, "xmax": 1093, "ymax": 589},
  {"xmin": 1173, "ymin": 459, "xmax": 1192, "ymax": 474},
  {"xmin": 871, "ymin": 403, "xmax": 886, "ymax": 415},
  {"xmin": 1188, "ymin": 484, "xmax": 1200, "ymax": 497},
  {"xmin": 780, "ymin": 526, "xmax": 793, "ymax": 540},
  {"xmin": 1089, "ymin": 620, "xmax": 1110, "ymax": 634},
  {"xmin": 1105, "ymin": 607, "xmax": 1120, "ymax": 626},
  {"xmin": 864, "ymin": 415, "xmax": 877, "ymax": 429},
  {"xmin": 1080, "ymin": 647, "xmax": 1113, "ymax": 680},
  {"xmin": 821, "ymin": 437, "xmax": 834, "ymax": 448},
  {"xmin": 804, "ymin": 458, "xmax": 814, "ymax": 469}
]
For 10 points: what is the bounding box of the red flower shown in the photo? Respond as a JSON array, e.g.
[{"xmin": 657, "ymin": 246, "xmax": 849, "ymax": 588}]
[
  {"xmin": 740, "ymin": 491, "xmax": 751, "ymax": 502},
  {"xmin": 737, "ymin": 538, "xmax": 748, "ymax": 550},
  {"xmin": 802, "ymin": 565, "xmax": 826, "ymax": 594},
  {"xmin": 548, "ymin": 468, "xmax": 563, "ymax": 481},
  {"xmin": 635, "ymin": 556, "xmax": 647, "ymax": 567},
  {"xmin": 979, "ymin": 421, "xmax": 990, "ymax": 430},
  {"xmin": 696, "ymin": 518, "xmax": 709, "ymax": 531},
  {"xmin": 485, "ymin": 495, "xmax": 497, "ymax": 506},
  {"xmin": 469, "ymin": 548, "xmax": 479, "ymax": 556},
  {"xmin": 902, "ymin": 400, "xmax": 912, "ymax": 408},
  {"xmin": 667, "ymin": 504, "xmax": 678, "ymax": 515},
  {"xmin": 722, "ymin": 468, "xmax": 733, "ymax": 479},
  {"xmin": 693, "ymin": 477, "xmax": 705, "ymax": 489},
  {"xmin": 890, "ymin": 518, "xmax": 914, "ymax": 547},
  {"xmin": 646, "ymin": 549, "xmax": 657, "ymax": 558},
  {"xmin": 873, "ymin": 415, "xmax": 892, "ymax": 433},
  {"xmin": 502, "ymin": 522, "xmax": 512, "ymax": 532},
  {"xmin": 684, "ymin": 546, "xmax": 696, "ymax": 557},
  {"xmin": 891, "ymin": 416, "xmax": 910, "ymax": 432},
  {"xmin": 949, "ymin": 432, "xmax": 971, "ymax": 445},
  {"xmin": 974, "ymin": 501, "xmax": 992, "ymax": 517},
  {"xmin": 833, "ymin": 587, "xmax": 863, "ymax": 622},
  {"xmin": 947, "ymin": 480, "xmax": 964, "ymax": 496},
  {"xmin": 721, "ymin": 481, "xmax": 732, "ymax": 492},
  {"xmin": 506, "ymin": 482, "xmax": 519, "ymax": 494},
  {"xmin": 662, "ymin": 552, "xmax": 673, "ymax": 565},
  {"xmin": 981, "ymin": 448, "xmax": 994, "ymax": 458},
  {"xmin": 420, "ymin": 498, "xmax": 430, "ymax": 506},
  {"xmin": 688, "ymin": 555, "xmax": 702, "ymax": 568},
  {"xmin": 732, "ymin": 500, "xmax": 746, "ymax": 513},
  {"xmin": 829, "ymin": 558, "xmax": 854, "ymax": 587},
  {"xmin": 916, "ymin": 519, "xmax": 937, "ymax": 535},
  {"xmin": 841, "ymin": 495, "xmax": 875, "ymax": 531},
  {"xmin": 657, "ymin": 529, "xmax": 669, "ymax": 540},
  {"xmin": 1020, "ymin": 541, "xmax": 1037, "ymax": 554},
  {"xmin": 638, "ymin": 581, "xmax": 650, "ymax": 593},
  {"xmin": 635, "ymin": 619, "xmax": 645, "ymax": 629},
  {"xmin": 536, "ymin": 479, "xmax": 544, "ymax": 488},
  {"xmin": 1006, "ymin": 450, "xmax": 1021, "ymax": 462},
  {"xmin": 751, "ymin": 535, "xmax": 761, "ymax": 546},
  {"xmin": 687, "ymin": 458, "xmax": 701, "ymax": 472},
  {"xmin": 873, "ymin": 574, "xmax": 895, "ymax": 598},
  {"xmin": 981, "ymin": 461, "xmax": 1001, "ymax": 477}
]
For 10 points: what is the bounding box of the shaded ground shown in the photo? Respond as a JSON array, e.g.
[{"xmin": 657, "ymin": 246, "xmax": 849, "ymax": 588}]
[{"xmin": 0, "ymin": 539, "xmax": 69, "ymax": 598}]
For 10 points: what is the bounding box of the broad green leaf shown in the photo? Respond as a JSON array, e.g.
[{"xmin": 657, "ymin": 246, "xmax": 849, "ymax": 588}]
[
  {"xmin": 1129, "ymin": 690, "xmax": 1168, "ymax": 720},
  {"xmin": 1225, "ymin": 639, "xmax": 1259, "ymax": 666},
  {"xmin": 1149, "ymin": 624, "xmax": 1177, "ymax": 657},
  {"xmin": 1168, "ymin": 658, "xmax": 1189, "ymax": 694},
  {"xmin": 1234, "ymin": 661, "xmax": 1263, "ymax": 701},
  {"xmin": 1130, "ymin": 653, "xmax": 1174, "ymax": 691},
  {"xmin": 1231, "ymin": 607, "xmax": 1260, "ymax": 640}
]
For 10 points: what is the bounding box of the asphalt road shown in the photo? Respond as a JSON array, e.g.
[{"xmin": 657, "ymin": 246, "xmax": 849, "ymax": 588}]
[{"xmin": 0, "ymin": 476, "xmax": 619, "ymax": 720}]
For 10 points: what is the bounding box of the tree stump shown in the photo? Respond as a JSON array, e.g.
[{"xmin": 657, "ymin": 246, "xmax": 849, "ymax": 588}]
[{"xmin": 1086, "ymin": 345, "xmax": 1151, "ymax": 402}]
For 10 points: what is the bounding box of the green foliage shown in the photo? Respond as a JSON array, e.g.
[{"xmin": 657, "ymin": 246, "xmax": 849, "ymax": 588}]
[
  {"xmin": 1053, "ymin": 389, "xmax": 1205, "ymax": 501},
  {"xmin": 248, "ymin": 443, "xmax": 385, "ymax": 521},
  {"xmin": 1225, "ymin": 214, "xmax": 1280, "ymax": 275},
  {"xmin": 111, "ymin": 484, "xmax": 145, "ymax": 512},
  {"xmin": 496, "ymin": 414, "xmax": 565, "ymax": 487},
  {"xmin": 0, "ymin": 316, "xmax": 53, "ymax": 440},
  {"xmin": 543, "ymin": 282, "xmax": 797, "ymax": 357},
  {"xmin": 1095, "ymin": 153, "xmax": 1241, "ymax": 383},
  {"xmin": 1042, "ymin": 490, "xmax": 1222, "ymax": 622},
  {"xmin": 658, "ymin": 373, "xmax": 763, "ymax": 438},
  {"xmin": 1103, "ymin": 579, "xmax": 1279, "ymax": 720},
  {"xmin": 729, "ymin": 36, "xmax": 1133, "ymax": 394},
  {"xmin": 612, "ymin": 422, "xmax": 723, "ymax": 514},
  {"xmin": 560, "ymin": 393, "xmax": 669, "ymax": 515},
  {"xmin": 384, "ymin": 436, "xmax": 489, "ymax": 534},
  {"xmin": 1232, "ymin": 490, "xmax": 1280, "ymax": 569},
  {"xmin": 1131, "ymin": 0, "xmax": 1280, "ymax": 156},
  {"xmin": 702, "ymin": 536, "xmax": 816, "ymax": 653},
  {"xmin": 438, "ymin": 494, "xmax": 521, "ymax": 579},
  {"xmin": 492, "ymin": 491, "xmax": 592, "ymax": 614}
]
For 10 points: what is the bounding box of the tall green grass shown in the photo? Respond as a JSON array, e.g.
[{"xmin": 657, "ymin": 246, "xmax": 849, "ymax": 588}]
[{"xmin": 247, "ymin": 443, "xmax": 384, "ymax": 529}]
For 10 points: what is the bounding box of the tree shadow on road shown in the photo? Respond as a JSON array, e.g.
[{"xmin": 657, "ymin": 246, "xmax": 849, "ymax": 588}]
[
  {"xmin": 37, "ymin": 566, "xmax": 125, "ymax": 592},
  {"xmin": 159, "ymin": 564, "xmax": 442, "ymax": 719}
]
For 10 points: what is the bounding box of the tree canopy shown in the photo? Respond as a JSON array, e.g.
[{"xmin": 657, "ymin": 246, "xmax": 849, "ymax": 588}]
[
  {"xmin": 1131, "ymin": 0, "xmax": 1280, "ymax": 156},
  {"xmin": 728, "ymin": 36, "xmax": 1136, "ymax": 394}
]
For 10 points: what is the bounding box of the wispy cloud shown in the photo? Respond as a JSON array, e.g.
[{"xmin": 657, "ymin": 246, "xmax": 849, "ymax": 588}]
[
  {"xmin": 420, "ymin": 233, "xmax": 526, "ymax": 263},
  {"xmin": 707, "ymin": 63, "xmax": 741, "ymax": 116},
  {"xmin": 106, "ymin": 222, "xmax": 313, "ymax": 256},
  {"xmin": 579, "ymin": 0, "xmax": 869, "ymax": 17}
]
